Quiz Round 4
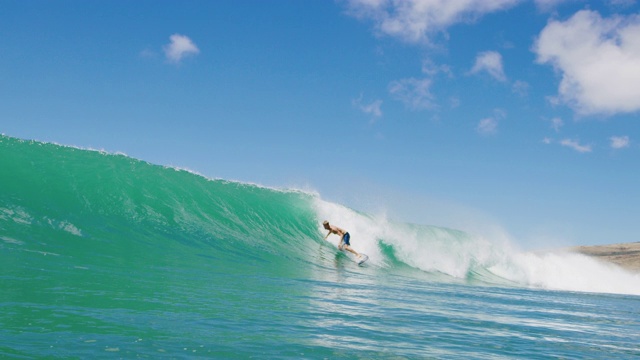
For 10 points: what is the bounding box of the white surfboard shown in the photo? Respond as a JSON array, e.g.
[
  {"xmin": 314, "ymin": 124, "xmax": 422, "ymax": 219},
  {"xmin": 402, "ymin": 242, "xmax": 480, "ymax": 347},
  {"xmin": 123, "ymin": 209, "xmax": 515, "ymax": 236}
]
[
  {"xmin": 356, "ymin": 253, "xmax": 369, "ymax": 265},
  {"xmin": 337, "ymin": 244, "xmax": 368, "ymax": 265}
]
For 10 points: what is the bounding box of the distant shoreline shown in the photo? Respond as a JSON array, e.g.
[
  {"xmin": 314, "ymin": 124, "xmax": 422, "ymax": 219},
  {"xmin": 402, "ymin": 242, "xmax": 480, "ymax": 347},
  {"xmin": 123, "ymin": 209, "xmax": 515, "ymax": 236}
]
[{"xmin": 569, "ymin": 242, "xmax": 640, "ymax": 272}]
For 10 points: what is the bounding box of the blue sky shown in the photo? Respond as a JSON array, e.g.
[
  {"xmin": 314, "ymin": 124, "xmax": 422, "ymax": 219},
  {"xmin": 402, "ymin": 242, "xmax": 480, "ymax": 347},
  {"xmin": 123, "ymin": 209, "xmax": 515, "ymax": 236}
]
[{"xmin": 2, "ymin": 0, "xmax": 639, "ymax": 247}]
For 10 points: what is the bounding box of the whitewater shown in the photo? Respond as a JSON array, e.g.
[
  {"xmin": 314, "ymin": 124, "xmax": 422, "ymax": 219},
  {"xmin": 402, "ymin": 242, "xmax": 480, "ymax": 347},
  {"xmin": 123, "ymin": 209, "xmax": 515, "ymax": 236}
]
[{"xmin": 1, "ymin": 135, "xmax": 639, "ymax": 359}]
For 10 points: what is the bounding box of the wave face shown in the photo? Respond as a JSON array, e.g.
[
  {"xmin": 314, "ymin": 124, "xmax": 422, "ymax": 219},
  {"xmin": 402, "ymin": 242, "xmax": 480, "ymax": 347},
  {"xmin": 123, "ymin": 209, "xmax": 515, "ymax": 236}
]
[
  {"xmin": 0, "ymin": 135, "xmax": 326, "ymax": 277},
  {"xmin": 2, "ymin": 135, "xmax": 639, "ymax": 296},
  {"xmin": 2, "ymin": 135, "xmax": 640, "ymax": 358}
]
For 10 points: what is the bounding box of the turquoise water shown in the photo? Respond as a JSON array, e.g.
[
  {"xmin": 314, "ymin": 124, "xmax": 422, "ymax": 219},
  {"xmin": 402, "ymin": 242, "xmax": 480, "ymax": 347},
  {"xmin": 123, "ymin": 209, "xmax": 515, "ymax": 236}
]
[{"xmin": 1, "ymin": 135, "xmax": 639, "ymax": 359}]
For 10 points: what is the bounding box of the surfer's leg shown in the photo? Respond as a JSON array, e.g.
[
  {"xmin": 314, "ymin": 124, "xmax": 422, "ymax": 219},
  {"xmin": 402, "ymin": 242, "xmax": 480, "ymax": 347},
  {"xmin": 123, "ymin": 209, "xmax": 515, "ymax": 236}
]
[
  {"xmin": 344, "ymin": 245, "xmax": 361, "ymax": 258},
  {"xmin": 341, "ymin": 233, "xmax": 360, "ymax": 257}
]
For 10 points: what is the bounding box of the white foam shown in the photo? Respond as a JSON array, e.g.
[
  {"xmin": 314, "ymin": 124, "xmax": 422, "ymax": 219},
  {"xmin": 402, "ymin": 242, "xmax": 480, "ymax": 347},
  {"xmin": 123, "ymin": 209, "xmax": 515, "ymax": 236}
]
[
  {"xmin": 312, "ymin": 197, "xmax": 640, "ymax": 296},
  {"xmin": 493, "ymin": 250, "xmax": 640, "ymax": 295},
  {"xmin": 312, "ymin": 197, "xmax": 507, "ymax": 275}
]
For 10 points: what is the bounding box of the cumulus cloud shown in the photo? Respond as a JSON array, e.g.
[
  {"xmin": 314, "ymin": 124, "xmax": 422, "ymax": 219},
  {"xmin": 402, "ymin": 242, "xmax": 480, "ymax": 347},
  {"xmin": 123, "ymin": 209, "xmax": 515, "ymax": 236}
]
[
  {"xmin": 534, "ymin": 0, "xmax": 572, "ymax": 11},
  {"xmin": 139, "ymin": 48, "xmax": 157, "ymax": 59},
  {"xmin": 534, "ymin": 10, "xmax": 640, "ymax": 116},
  {"xmin": 343, "ymin": 0, "xmax": 520, "ymax": 44},
  {"xmin": 422, "ymin": 58, "xmax": 453, "ymax": 77},
  {"xmin": 609, "ymin": 0, "xmax": 636, "ymax": 9},
  {"xmin": 353, "ymin": 96, "xmax": 383, "ymax": 119},
  {"xmin": 610, "ymin": 135, "xmax": 630, "ymax": 149},
  {"xmin": 551, "ymin": 117, "xmax": 564, "ymax": 132},
  {"xmin": 164, "ymin": 34, "xmax": 200, "ymax": 64},
  {"xmin": 386, "ymin": 58, "xmax": 452, "ymax": 110},
  {"xmin": 470, "ymin": 51, "xmax": 507, "ymax": 81},
  {"xmin": 389, "ymin": 77, "xmax": 435, "ymax": 110},
  {"xmin": 477, "ymin": 117, "xmax": 498, "ymax": 135},
  {"xmin": 512, "ymin": 80, "xmax": 530, "ymax": 96},
  {"xmin": 477, "ymin": 108, "xmax": 506, "ymax": 135},
  {"xmin": 560, "ymin": 139, "xmax": 592, "ymax": 153}
]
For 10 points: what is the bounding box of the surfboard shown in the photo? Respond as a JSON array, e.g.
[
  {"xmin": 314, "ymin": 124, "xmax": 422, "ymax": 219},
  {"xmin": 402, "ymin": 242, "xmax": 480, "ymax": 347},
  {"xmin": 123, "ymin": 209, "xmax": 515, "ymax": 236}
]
[
  {"xmin": 356, "ymin": 253, "xmax": 369, "ymax": 265},
  {"xmin": 337, "ymin": 245, "xmax": 368, "ymax": 265}
]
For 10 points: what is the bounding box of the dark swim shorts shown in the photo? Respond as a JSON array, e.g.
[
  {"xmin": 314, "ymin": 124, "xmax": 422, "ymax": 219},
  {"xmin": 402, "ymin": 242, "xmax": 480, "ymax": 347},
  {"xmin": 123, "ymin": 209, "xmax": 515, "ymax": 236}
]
[{"xmin": 342, "ymin": 232, "xmax": 351, "ymax": 246}]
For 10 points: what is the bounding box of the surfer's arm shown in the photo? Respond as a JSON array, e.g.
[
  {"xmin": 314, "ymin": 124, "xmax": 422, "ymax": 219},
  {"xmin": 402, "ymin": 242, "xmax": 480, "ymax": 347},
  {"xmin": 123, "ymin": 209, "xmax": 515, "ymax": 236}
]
[{"xmin": 324, "ymin": 231, "xmax": 331, "ymax": 240}]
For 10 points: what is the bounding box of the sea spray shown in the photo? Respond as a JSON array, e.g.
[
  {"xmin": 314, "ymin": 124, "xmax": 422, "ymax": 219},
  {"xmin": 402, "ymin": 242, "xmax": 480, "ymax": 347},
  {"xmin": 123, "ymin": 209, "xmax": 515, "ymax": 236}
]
[
  {"xmin": 312, "ymin": 197, "xmax": 640, "ymax": 294},
  {"xmin": 492, "ymin": 250, "xmax": 640, "ymax": 295}
]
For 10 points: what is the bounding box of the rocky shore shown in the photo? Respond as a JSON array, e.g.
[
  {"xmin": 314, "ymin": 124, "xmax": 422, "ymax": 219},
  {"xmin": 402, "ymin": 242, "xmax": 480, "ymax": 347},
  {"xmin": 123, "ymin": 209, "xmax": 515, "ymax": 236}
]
[{"xmin": 569, "ymin": 242, "xmax": 640, "ymax": 272}]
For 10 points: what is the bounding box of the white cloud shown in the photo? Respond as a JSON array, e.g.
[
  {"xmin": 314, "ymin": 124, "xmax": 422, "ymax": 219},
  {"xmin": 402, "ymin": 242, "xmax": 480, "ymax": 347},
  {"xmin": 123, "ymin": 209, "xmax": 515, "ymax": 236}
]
[
  {"xmin": 139, "ymin": 48, "xmax": 157, "ymax": 59},
  {"xmin": 477, "ymin": 117, "xmax": 498, "ymax": 135},
  {"xmin": 386, "ymin": 59, "xmax": 450, "ymax": 110},
  {"xmin": 609, "ymin": 0, "xmax": 636, "ymax": 9},
  {"xmin": 477, "ymin": 108, "xmax": 506, "ymax": 135},
  {"xmin": 163, "ymin": 34, "xmax": 200, "ymax": 64},
  {"xmin": 534, "ymin": 10, "xmax": 640, "ymax": 115},
  {"xmin": 470, "ymin": 51, "xmax": 507, "ymax": 81},
  {"xmin": 343, "ymin": 0, "xmax": 520, "ymax": 44},
  {"xmin": 551, "ymin": 117, "xmax": 564, "ymax": 132},
  {"xmin": 610, "ymin": 135, "xmax": 630, "ymax": 149},
  {"xmin": 353, "ymin": 96, "xmax": 383, "ymax": 119},
  {"xmin": 389, "ymin": 77, "xmax": 435, "ymax": 110},
  {"xmin": 512, "ymin": 80, "xmax": 530, "ymax": 96},
  {"xmin": 534, "ymin": 0, "xmax": 572, "ymax": 11},
  {"xmin": 422, "ymin": 58, "xmax": 452, "ymax": 77},
  {"xmin": 560, "ymin": 139, "xmax": 592, "ymax": 153}
]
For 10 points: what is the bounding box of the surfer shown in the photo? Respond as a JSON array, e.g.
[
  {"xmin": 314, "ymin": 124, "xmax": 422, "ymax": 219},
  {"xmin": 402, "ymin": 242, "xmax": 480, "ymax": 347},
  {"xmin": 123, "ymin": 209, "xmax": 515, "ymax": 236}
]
[{"xmin": 323, "ymin": 220, "xmax": 362, "ymax": 259}]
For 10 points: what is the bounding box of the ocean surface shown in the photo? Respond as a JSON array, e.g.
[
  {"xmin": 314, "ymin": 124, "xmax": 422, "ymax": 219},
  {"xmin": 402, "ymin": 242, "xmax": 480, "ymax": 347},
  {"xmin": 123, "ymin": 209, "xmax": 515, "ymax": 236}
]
[{"xmin": 2, "ymin": 134, "xmax": 639, "ymax": 359}]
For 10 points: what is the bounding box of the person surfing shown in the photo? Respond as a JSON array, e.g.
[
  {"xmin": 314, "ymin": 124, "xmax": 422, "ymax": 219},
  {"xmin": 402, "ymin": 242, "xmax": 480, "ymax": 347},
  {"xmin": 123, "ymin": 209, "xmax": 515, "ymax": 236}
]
[{"xmin": 323, "ymin": 220, "xmax": 363, "ymax": 261}]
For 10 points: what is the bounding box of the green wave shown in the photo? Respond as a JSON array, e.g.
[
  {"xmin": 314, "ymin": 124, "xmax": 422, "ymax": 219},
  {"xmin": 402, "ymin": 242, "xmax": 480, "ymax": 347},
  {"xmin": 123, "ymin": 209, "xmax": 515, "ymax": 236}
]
[
  {"xmin": 0, "ymin": 134, "xmax": 509, "ymax": 280},
  {"xmin": 0, "ymin": 135, "xmax": 325, "ymax": 275},
  {"xmin": 3, "ymin": 134, "xmax": 639, "ymax": 298}
]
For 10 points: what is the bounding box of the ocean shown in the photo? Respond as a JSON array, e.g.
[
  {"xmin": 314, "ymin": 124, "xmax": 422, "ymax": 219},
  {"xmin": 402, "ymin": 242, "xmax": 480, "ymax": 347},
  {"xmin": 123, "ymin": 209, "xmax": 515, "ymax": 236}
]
[{"xmin": 1, "ymin": 134, "xmax": 639, "ymax": 359}]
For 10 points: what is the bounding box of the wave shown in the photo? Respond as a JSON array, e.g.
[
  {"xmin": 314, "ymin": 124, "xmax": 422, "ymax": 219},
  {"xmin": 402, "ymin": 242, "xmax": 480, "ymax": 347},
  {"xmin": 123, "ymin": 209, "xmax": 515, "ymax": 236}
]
[{"xmin": 1, "ymin": 134, "xmax": 639, "ymax": 296}]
